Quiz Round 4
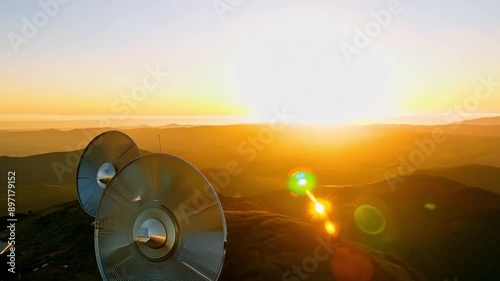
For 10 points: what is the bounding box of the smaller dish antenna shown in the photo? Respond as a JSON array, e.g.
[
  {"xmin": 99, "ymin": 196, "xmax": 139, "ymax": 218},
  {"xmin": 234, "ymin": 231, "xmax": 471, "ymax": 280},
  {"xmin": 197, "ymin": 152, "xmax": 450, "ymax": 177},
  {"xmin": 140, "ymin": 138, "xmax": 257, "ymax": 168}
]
[{"xmin": 76, "ymin": 131, "xmax": 141, "ymax": 217}]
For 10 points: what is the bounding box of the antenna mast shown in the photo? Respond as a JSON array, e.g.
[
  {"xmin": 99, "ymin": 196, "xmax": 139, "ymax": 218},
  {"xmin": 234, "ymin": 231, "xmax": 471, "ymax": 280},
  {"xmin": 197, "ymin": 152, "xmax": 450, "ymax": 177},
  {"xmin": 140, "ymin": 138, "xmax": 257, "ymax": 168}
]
[{"xmin": 158, "ymin": 134, "xmax": 162, "ymax": 153}]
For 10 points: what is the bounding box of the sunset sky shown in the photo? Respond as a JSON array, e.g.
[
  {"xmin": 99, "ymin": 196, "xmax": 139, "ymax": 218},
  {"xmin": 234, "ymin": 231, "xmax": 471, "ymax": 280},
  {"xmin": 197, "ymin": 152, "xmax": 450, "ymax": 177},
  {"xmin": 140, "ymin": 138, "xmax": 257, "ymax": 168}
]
[{"xmin": 1, "ymin": 0, "xmax": 500, "ymax": 125}]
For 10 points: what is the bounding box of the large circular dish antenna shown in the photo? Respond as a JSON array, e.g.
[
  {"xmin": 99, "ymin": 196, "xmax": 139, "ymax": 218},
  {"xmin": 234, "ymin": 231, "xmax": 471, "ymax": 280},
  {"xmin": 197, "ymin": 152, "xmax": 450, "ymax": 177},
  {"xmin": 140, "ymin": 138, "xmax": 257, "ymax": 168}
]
[
  {"xmin": 76, "ymin": 131, "xmax": 141, "ymax": 217},
  {"xmin": 94, "ymin": 153, "xmax": 227, "ymax": 281}
]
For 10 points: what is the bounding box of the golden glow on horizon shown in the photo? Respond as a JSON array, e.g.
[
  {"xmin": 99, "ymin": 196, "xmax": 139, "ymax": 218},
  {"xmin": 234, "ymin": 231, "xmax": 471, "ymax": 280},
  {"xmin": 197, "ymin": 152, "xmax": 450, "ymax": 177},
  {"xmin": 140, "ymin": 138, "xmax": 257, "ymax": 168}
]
[{"xmin": 1, "ymin": 1, "xmax": 499, "ymax": 124}]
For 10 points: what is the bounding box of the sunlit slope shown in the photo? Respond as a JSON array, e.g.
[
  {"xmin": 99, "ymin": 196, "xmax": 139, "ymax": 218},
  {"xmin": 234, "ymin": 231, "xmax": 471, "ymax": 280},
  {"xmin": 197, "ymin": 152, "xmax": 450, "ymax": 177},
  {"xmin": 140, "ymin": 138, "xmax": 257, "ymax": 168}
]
[
  {"xmin": 459, "ymin": 116, "xmax": 500, "ymax": 126},
  {"xmin": 2, "ymin": 124, "xmax": 500, "ymax": 187}
]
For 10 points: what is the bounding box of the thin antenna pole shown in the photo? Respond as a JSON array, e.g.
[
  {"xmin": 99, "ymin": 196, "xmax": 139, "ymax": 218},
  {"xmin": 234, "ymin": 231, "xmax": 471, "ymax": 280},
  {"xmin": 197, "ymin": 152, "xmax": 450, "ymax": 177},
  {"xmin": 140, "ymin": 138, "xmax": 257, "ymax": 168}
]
[{"xmin": 158, "ymin": 134, "xmax": 162, "ymax": 153}]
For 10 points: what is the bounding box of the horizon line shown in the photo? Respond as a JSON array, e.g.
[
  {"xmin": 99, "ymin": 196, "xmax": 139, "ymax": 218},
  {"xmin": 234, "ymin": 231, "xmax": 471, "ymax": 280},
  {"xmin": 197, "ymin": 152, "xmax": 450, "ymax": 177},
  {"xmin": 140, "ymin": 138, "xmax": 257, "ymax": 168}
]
[{"xmin": 1, "ymin": 113, "xmax": 500, "ymax": 130}]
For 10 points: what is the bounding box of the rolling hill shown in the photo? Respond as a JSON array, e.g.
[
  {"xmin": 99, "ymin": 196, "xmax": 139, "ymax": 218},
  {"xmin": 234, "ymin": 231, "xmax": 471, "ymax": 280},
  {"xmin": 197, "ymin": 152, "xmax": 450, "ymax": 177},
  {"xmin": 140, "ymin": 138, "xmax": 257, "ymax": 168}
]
[
  {"xmin": 0, "ymin": 201, "xmax": 429, "ymax": 281},
  {"xmin": 219, "ymin": 175, "xmax": 500, "ymax": 281},
  {"xmin": 414, "ymin": 165, "xmax": 500, "ymax": 194}
]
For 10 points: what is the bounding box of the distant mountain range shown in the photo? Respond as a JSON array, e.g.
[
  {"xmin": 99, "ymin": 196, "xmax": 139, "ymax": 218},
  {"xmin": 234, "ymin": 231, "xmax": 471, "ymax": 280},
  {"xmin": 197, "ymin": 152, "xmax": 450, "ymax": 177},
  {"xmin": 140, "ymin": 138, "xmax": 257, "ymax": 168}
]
[{"xmin": 458, "ymin": 116, "xmax": 500, "ymax": 126}]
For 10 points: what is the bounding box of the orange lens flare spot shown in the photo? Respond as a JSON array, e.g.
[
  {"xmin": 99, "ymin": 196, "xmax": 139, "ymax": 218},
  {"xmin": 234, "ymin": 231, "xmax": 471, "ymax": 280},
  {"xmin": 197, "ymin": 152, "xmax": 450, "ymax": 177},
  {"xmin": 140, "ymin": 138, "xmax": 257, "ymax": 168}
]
[
  {"xmin": 287, "ymin": 167, "xmax": 313, "ymax": 178},
  {"xmin": 332, "ymin": 245, "xmax": 374, "ymax": 281},
  {"xmin": 325, "ymin": 221, "xmax": 337, "ymax": 235},
  {"xmin": 308, "ymin": 197, "xmax": 332, "ymax": 220}
]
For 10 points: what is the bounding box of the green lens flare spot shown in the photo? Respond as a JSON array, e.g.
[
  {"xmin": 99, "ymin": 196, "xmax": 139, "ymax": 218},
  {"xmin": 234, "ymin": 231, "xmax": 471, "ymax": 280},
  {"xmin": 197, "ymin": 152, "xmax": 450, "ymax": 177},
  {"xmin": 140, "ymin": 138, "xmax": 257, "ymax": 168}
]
[
  {"xmin": 354, "ymin": 205, "xmax": 386, "ymax": 235},
  {"xmin": 425, "ymin": 203, "xmax": 436, "ymax": 210},
  {"xmin": 288, "ymin": 171, "xmax": 316, "ymax": 196}
]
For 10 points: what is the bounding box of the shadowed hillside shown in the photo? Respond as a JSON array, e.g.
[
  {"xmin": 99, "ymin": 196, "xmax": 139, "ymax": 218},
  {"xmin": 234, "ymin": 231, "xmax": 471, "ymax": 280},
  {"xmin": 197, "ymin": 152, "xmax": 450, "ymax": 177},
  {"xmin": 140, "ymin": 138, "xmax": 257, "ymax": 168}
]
[
  {"xmin": 414, "ymin": 165, "xmax": 500, "ymax": 194},
  {"xmin": 0, "ymin": 201, "xmax": 428, "ymax": 281},
  {"xmin": 219, "ymin": 175, "xmax": 500, "ymax": 281},
  {"xmin": 5, "ymin": 174, "xmax": 498, "ymax": 280},
  {"xmin": 222, "ymin": 211, "xmax": 428, "ymax": 281},
  {"xmin": 0, "ymin": 151, "xmax": 81, "ymax": 185}
]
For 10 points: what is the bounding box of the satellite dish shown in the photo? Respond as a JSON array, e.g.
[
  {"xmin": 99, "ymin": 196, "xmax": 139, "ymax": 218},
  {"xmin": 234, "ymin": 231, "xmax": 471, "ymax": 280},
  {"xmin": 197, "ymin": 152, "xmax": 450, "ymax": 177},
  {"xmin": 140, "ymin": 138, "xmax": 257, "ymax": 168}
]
[
  {"xmin": 76, "ymin": 131, "xmax": 141, "ymax": 217},
  {"xmin": 94, "ymin": 153, "xmax": 227, "ymax": 281}
]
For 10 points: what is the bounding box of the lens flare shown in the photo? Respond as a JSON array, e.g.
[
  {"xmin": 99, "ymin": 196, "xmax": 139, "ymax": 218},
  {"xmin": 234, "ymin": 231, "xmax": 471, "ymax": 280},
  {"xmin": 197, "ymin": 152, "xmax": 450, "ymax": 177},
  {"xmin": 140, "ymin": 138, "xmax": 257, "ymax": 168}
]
[
  {"xmin": 315, "ymin": 203, "xmax": 325, "ymax": 214},
  {"xmin": 425, "ymin": 203, "xmax": 436, "ymax": 210},
  {"xmin": 354, "ymin": 205, "xmax": 386, "ymax": 235},
  {"xmin": 325, "ymin": 221, "xmax": 337, "ymax": 235},
  {"xmin": 332, "ymin": 244, "xmax": 374, "ymax": 281},
  {"xmin": 288, "ymin": 170, "xmax": 316, "ymax": 196},
  {"xmin": 307, "ymin": 194, "xmax": 331, "ymax": 220}
]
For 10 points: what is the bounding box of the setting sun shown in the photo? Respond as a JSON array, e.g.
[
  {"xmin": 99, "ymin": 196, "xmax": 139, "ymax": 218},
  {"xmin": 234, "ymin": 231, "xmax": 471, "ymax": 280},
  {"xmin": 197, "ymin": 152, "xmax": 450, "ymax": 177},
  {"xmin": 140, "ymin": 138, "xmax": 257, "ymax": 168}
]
[{"xmin": 2, "ymin": 1, "xmax": 500, "ymax": 128}]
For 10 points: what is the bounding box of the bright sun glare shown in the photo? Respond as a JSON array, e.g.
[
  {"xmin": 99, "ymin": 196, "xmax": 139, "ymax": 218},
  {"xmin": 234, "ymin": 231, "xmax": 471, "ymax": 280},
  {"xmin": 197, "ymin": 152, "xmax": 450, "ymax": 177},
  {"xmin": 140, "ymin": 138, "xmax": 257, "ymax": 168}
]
[
  {"xmin": 233, "ymin": 18, "xmax": 399, "ymax": 124},
  {"xmin": 315, "ymin": 203, "xmax": 325, "ymax": 215}
]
